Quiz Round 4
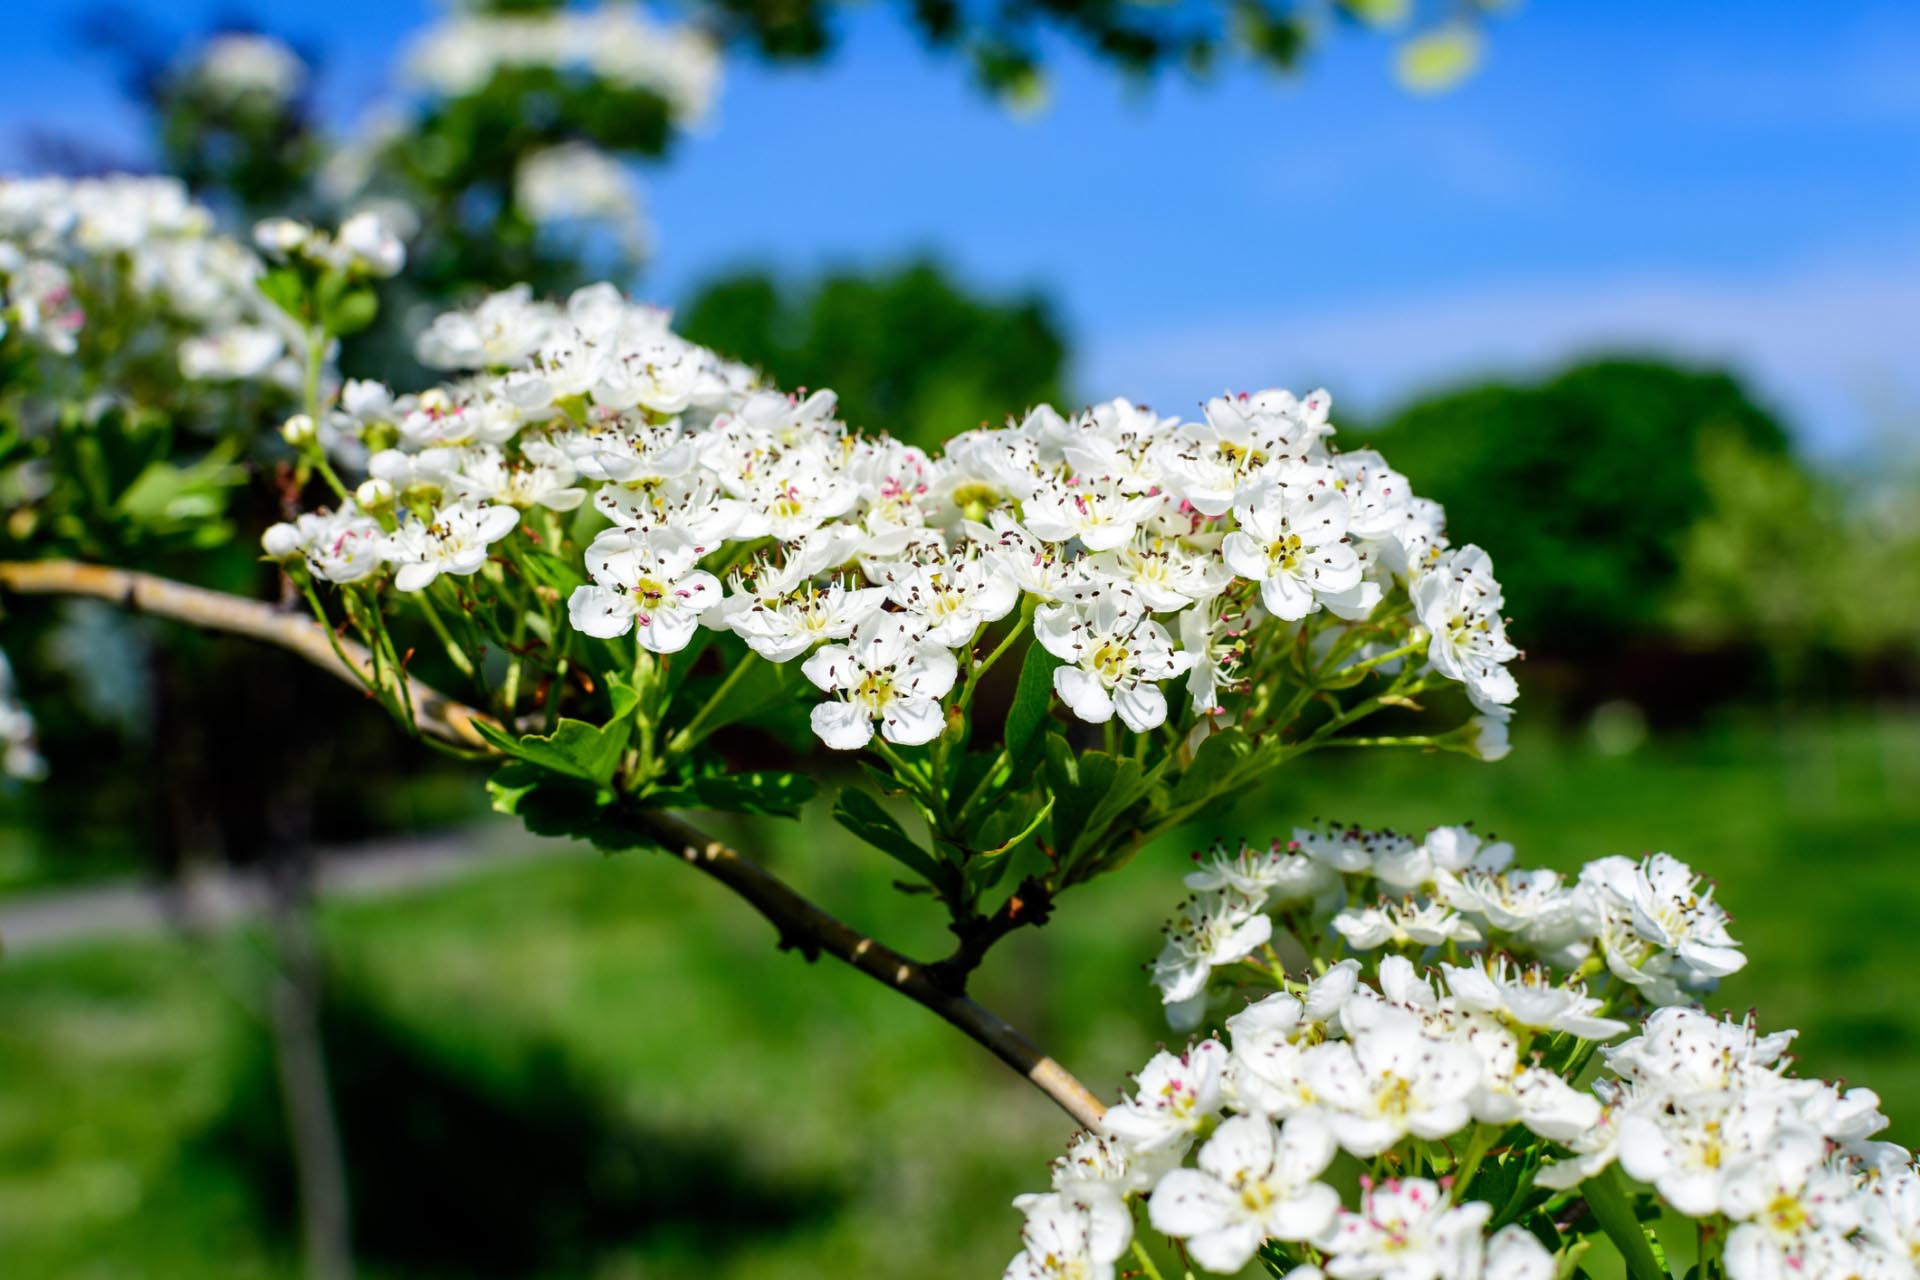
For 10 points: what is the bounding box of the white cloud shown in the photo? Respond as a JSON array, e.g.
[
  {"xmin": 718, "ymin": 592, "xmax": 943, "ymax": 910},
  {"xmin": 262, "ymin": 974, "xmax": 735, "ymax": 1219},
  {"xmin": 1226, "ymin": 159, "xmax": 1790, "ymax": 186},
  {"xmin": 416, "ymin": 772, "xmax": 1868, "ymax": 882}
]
[{"xmin": 1082, "ymin": 247, "xmax": 1920, "ymax": 455}]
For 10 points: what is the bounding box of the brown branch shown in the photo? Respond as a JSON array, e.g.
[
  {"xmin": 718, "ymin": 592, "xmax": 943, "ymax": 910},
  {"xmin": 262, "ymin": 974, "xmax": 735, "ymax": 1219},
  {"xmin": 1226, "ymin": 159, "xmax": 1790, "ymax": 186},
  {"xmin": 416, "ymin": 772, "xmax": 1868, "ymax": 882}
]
[
  {"xmin": 632, "ymin": 810, "xmax": 1106, "ymax": 1131},
  {"xmin": 0, "ymin": 559, "xmax": 498, "ymax": 751},
  {"xmin": 0, "ymin": 559, "xmax": 1108, "ymax": 1132}
]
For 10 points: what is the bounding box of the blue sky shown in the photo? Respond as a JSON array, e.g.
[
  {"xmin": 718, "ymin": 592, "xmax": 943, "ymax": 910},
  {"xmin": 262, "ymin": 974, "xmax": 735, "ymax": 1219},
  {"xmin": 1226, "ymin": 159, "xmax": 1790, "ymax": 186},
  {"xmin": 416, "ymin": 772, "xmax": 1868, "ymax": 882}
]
[{"xmin": 4, "ymin": 1, "xmax": 1918, "ymax": 453}]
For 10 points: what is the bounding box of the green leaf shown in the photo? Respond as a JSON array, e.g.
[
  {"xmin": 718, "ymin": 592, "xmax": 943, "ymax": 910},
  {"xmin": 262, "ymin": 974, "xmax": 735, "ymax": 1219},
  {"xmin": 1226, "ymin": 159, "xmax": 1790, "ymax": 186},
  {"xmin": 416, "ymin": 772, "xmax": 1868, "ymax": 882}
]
[
  {"xmin": 1581, "ymin": 1167, "xmax": 1669, "ymax": 1280},
  {"xmin": 833, "ymin": 787, "xmax": 950, "ymax": 891},
  {"xmin": 257, "ymin": 267, "xmax": 306, "ymax": 320},
  {"xmin": 1005, "ymin": 641, "xmax": 1062, "ymax": 764},
  {"xmin": 643, "ymin": 770, "xmax": 818, "ymax": 819},
  {"xmin": 474, "ymin": 673, "xmax": 640, "ymax": 786},
  {"xmin": 1170, "ymin": 726, "xmax": 1255, "ymax": 810},
  {"xmin": 1043, "ymin": 735, "xmax": 1150, "ymax": 862},
  {"xmin": 980, "ymin": 794, "xmax": 1053, "ymax": 859},
  {"xmin": 321, "ymin": 286, "xmax": 379, "ymax": 337}
]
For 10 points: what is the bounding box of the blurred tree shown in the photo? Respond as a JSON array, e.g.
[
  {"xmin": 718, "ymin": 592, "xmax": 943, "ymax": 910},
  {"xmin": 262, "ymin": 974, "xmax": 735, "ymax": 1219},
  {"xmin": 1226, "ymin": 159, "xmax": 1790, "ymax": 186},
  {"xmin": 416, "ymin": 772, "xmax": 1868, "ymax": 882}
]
[
  {"xmin": 1367, "ymin": 358, "xmax": 1795, "ymax": 656},
  {"xmin": 1667, "ymin": 427, "xmax": 1920, "ymax": 696},
  {"xmin": 677, "ymin": 259, "xmax": 1069, "ymax": 445}
]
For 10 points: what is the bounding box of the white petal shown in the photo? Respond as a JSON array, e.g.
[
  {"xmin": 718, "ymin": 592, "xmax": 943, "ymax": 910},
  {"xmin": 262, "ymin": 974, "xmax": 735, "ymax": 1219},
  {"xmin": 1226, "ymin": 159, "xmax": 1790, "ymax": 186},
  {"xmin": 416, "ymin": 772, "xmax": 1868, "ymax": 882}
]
[
  {"xmin": 1054, "ymin": 666, "xmax": 1115, "ymax": 724},
  {"xmin": 393, "ymin": 562, "xmax": 439, "ymax": 593},
  {"xmin": 1113, "ymin": 682, "xmax": 1168, "ymax": 732},
  {"xmin": 881, "ymin": 696, "xmax": 945, "ymax": 746},
  {"xmin": 1260, "ymin": 573, "xmax": 1316, "ymax": 622},
  {"xmin": 637, "ymin": 603, "xmax": 701, "ymax": 654},
  {"xmin": 567, "ymin": 585, "xmax": 635, "ymax": 637},
  {"xmin": 810, "ymin": 700, "xmax": 874, "ymax": 751},
  {"xmin": 1146, "ymin": 1169, "xmax": 1233, "ymax": 1238}
]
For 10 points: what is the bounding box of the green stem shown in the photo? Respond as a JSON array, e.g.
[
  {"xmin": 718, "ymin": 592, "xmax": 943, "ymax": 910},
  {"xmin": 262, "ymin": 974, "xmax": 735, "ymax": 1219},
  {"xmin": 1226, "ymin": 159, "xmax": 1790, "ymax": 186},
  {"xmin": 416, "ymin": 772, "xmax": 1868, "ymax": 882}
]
[
  {"xmin": 1451, "ymin": 1123, "xmax": 1496, "ymax": 1192},
  {"xmin": 958, "ymin": 600, "xmax": 1034, "ymax": 713},
  {"xmin": 665, "ymin": 652, "xmax": 758, "ymax": 756},
  {"xmin": 1329, "ymin": 633, "xmax": 1426, "ymax": 679},
  {"xmin": 1584, "ymin": 1166, "xmax": 1668, "ymax": 1280},
  {"xmin": 1129, "ymin": 1238, "xmax": 1167, "ymax": 1280},
  {"xmin": 413, "ymin": 587, "xmax": 476, "ymax": 679}
]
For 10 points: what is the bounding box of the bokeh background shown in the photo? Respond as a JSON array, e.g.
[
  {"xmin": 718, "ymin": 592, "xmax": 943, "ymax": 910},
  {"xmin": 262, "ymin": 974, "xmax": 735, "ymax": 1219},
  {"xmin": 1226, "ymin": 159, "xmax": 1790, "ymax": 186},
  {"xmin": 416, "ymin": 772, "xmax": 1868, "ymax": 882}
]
[{"xmin": 2, "ymin": 1, "xmax": 1917, "ymax": 1276}]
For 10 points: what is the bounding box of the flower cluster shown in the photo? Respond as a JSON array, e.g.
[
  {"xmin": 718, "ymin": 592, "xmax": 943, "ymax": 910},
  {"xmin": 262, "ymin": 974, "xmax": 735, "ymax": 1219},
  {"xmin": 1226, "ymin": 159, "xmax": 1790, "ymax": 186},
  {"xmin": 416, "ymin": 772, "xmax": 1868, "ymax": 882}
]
[
  {"xmin": 253, "ymin": 211, "xmax": 407, "ymax": 281},
  {"xmin": 1537, "ymin": 1008, "xmax": 1912, "ymax": 1274},
  {"xmin": 1008, "ymin": 829, "xmax": 1914, "ymax": 1280},
  {"xmin": 1155, "ymin": 827, "xmax": 1744, "ymax": 1028},
  {"xmin": 271, "ymin": 282, "xmax": 1520, "ymax": 756},
  {"xmin": 404, "ymin": 3, "xmax": 720, "ymax": 123},
  {"xmin": 0, "ymin": 175, "xmax": 304, "ymax": 390}
]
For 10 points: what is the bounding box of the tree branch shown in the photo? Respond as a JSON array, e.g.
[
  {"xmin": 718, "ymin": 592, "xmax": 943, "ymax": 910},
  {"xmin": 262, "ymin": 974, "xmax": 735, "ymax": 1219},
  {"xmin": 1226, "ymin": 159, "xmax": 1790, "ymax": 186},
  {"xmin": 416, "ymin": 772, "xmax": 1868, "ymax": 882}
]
[
  {"xmin": 0, "ymin": 560, "xmax": 497, "ymax": 751},
  {"xmin": 631, "ymin": 810, "xmax": 1107, "ymax": 1131},
  {"xmin": 0, "ymin": 559, "xmax": 1109, "ymax": 1132}
]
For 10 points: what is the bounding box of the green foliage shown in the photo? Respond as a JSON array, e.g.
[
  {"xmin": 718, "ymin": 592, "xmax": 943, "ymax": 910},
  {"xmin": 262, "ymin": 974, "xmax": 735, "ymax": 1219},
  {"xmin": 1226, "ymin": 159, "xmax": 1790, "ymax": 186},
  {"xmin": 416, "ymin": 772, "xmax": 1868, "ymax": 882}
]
[
  {"xmin": 700, "ymin": 0, "xmax": 1507, "ymax": 100},
  {"xmin": 1668, "ymin": 428, "xmax": 1920, "ymax": 670},
  {"xmin": 834, "ymin": 787, "xmax": 953, "ymax": 894},
  {"xmin": 3, "ymin": 401, "xmax": 247, "ymax": 560},
  {"xmin": 676, "ymin": 260, "xmax": 1070, "ymax": 448},
  {"xmin": 1369, "ymin": 358, "xmax": 1795, "ymax": 653}
]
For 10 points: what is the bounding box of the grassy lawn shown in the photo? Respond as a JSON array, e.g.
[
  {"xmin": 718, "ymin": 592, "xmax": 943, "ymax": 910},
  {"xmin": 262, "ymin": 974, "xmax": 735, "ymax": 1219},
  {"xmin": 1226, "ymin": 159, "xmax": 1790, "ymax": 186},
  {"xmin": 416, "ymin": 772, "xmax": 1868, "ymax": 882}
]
[{"xmin": 0, "ymin": 711, "xmax": 1915, "ymax": 1278}]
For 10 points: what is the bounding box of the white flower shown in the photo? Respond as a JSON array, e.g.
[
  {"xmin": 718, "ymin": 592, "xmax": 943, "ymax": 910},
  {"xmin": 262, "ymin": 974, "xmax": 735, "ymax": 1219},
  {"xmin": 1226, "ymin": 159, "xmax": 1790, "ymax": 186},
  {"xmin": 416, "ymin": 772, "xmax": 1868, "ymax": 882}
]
[
  {"xmin": 801, "ymin": 616, "xmax": 957, "ymax": 750},
  {"xmin": 1505, "ymin": 1067, "xmax": 1606, "ymax": 1143},
  {"xmin": 1152, "ymin": 889, "xmax": 1274, "ymax": 1028},
  {"xmin": 1581, "ymin": 852, "xmax": 1745, "ymax": 1003},
  {"xmin": 386, "ymin": 503, "xmax": 520, "ymax": 592},
  {"xmin": 416, "ymin": 284, "xmax": 557, "ymax": 369},
  {"xmin": 1439, "ymin": 957, "xmax": 1627, "ymax": 1041},
  {"xmin": 335, "ymin": 210, "xmax": 405, "ymax": 277},
  {"xmin": 185, "ymin": 33, "xmax": 305, "ymax": 104},
  {"xmin": 725, "ymin": 582, "xmax": 889, "ymax": 662},
  {"xmin": 179, "ymin": 325, "xmax": 284, "ymax": 381},
  {"xmin": 1035, "ymin": 591, "xmax": 1193, "ymax": 731},
  {"xmin": 1317, "ymin": 1179, "xmax": 1489, "ymax": 1280},
  {"xmin": 1051, "ymin": 1130, "xmax": 1177, "ymax": 1206},
  {"xmin": 1222, "ymin": 478, "xmax": 1361, "ymax": 621},
  {"xmin": 1149, "ymin": 1114, "xmax": 1341, "ymax": 1273},
  {"xmin": 1332, "ymin": 900, "xmax": 1482, "ymax": 952},
  {"xmin": 1185, "ymin": 839, "xmax": 1335, "ymax": 906},
  {"xmin": 1085, "ymin": 531, "xmax": 1232, "ymax": 611},
  {"xmin": 1102, "ymin": 1040, "xmax": 1228, "ymax": 1153},
  {"xmin": 1176, "ymin": 597, "xmax": 1249, "ymax": 715},
  {"xmin": 1484, "ymin": 1225, "xmax": 1555, "ymax": 1280},
  {"xmin": 1412, "ymin": 546, "xmax": 1519, "ymax": 714},
  {"xmin": 1305, "ymin": 1004, "xmax": 1480, "ymax": 1156},
  {"xmin": 885, "ymin": 552, "xmax": 1020, "ymax": 647},
  {"xmin": 1005, "ymin": 1189, "xmax": 1130, "ymax": 1280},
  {"xmin": 262, "ymin": 503, "xmax": 388, "ymax": 585},
  {"xmin": 567, "ymin": 527, "xmax": 721, "ymax": 651},
  {"xmin": 450, "ymin": 442, "xmax": 586, "ymax": 512},
  {"xmin": 1023, "ymin": 475, "xmax": 1167, "ymax": 551}
]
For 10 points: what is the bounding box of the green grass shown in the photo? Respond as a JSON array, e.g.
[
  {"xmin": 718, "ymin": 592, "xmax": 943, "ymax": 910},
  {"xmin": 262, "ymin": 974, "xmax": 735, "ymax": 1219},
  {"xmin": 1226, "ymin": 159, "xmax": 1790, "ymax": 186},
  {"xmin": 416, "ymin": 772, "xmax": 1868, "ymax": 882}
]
[{"xmin": 0, "ymin": 712, "xmax": 1915, "ymax": 1278}]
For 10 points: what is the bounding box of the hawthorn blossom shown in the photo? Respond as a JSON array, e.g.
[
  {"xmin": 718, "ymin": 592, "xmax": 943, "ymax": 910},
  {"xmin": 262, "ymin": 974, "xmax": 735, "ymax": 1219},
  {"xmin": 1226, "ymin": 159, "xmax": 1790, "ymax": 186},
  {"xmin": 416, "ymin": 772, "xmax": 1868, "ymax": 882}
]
[
  {"xmin": 1412, "ymin": 546, "xmax": 1519, "ymax": 714},
  {"xmin": 1004, "ymin": 1191, "xmax": 1130, "ymax": 1280},
  {"xmin": 1222, "ymin": 479, "xmax": 1361, "ymax": 621},
  {"xmin": 1149, "ymin": 1115, "xmax": 1341, "ymax": 1272},
  {"xmin": 385, "ymin": 503, "xmax": 520, "ymax": 592},
  {"xmin": 568, "ymin": 527, "xmax": 721, "ymax": 651},
  {"xmin": 1035, "ymin": 592, "xmax": 1192, "ymax": 731},
  {"xmin": 1316, "ymin": 1180, "xmax": 1489, "ymax": 1280},
  {"xmin": 801, "ymin": 616, "xmax": 958, "ymax": 749},
  {"xmin": 1101, "ymin": 1040, "xmax": 1229, "ymax": 1152}
]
